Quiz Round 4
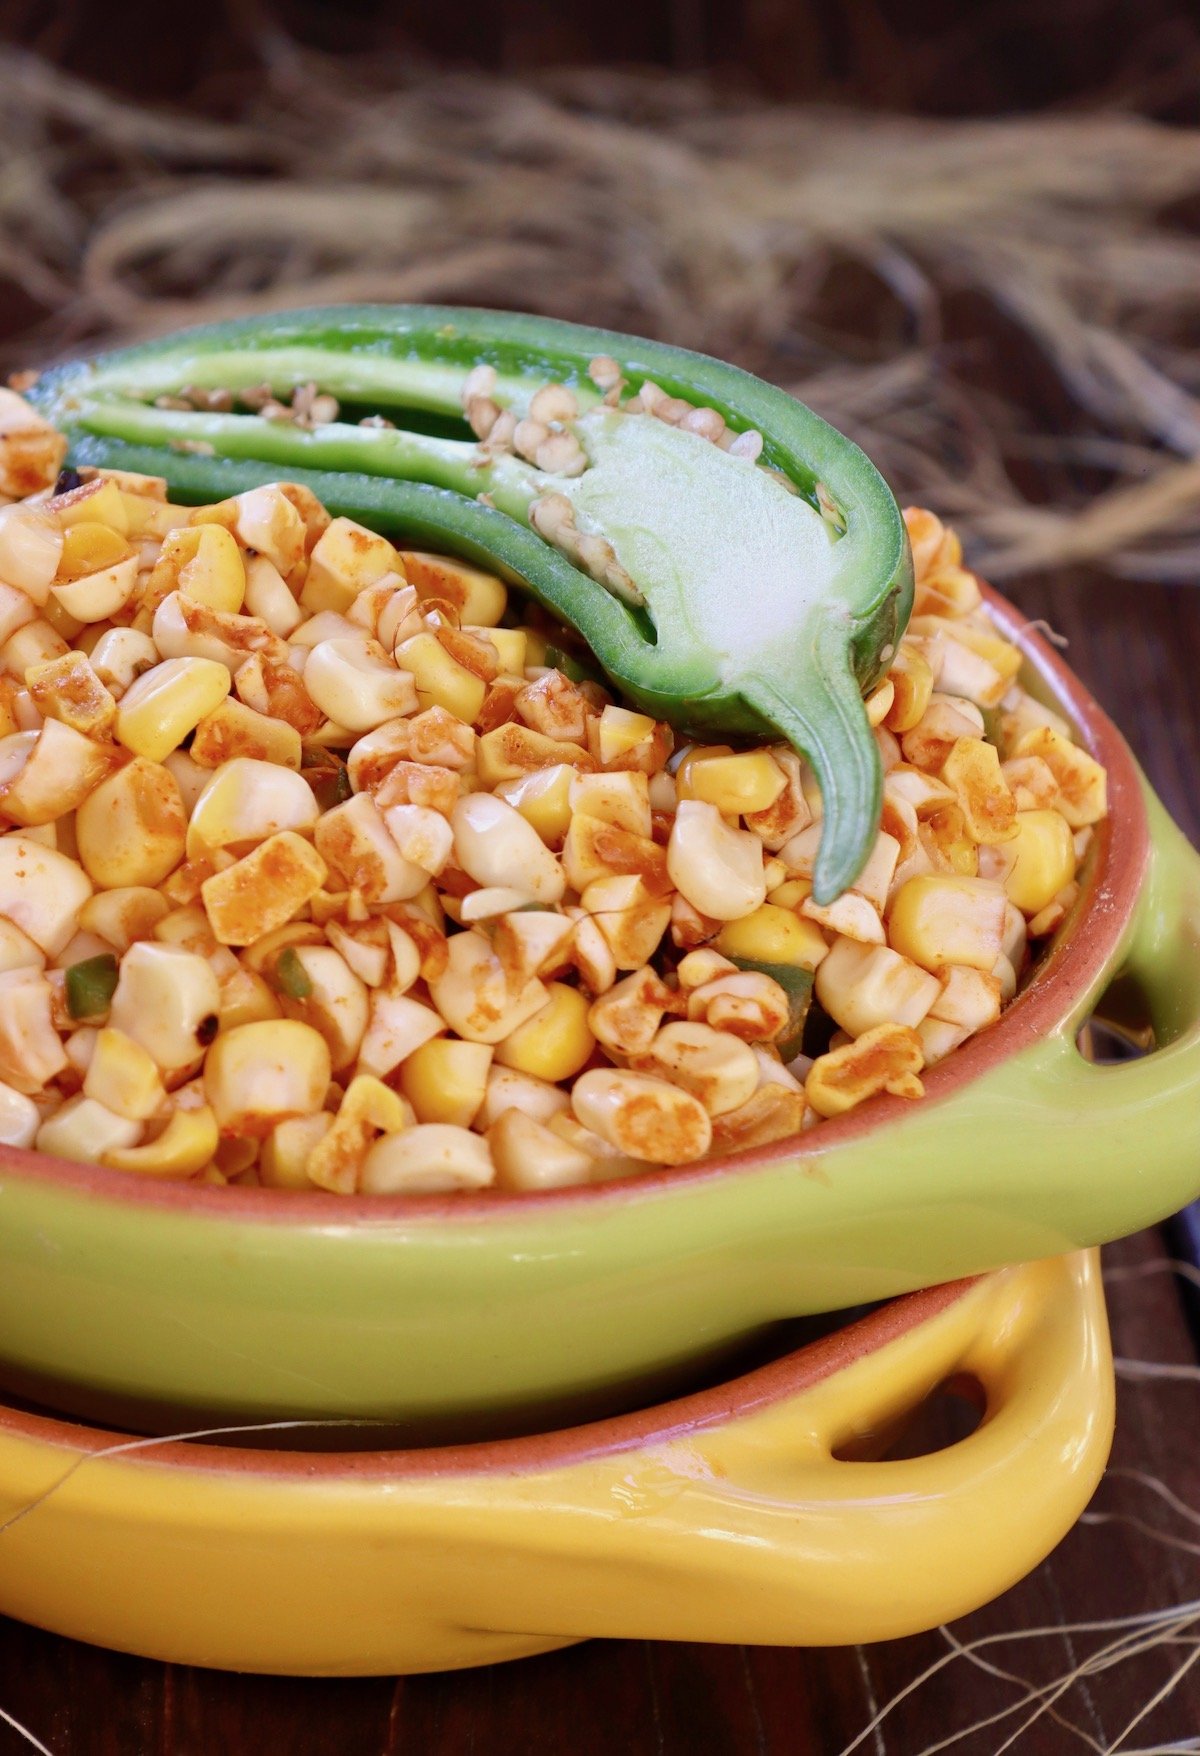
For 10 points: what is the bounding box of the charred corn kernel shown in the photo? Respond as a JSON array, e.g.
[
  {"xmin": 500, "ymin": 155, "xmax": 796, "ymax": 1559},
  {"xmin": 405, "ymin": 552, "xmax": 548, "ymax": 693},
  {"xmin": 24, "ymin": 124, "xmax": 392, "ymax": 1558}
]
[
  {"xmin": 230, "ymin": 485, "xmax": 306, "ymax": 578},
  {"xmin": 667, "ymin": 801, "xmax": 766, "ymax": 921},
  {"xmin": 89, "ymin": 627, "xmax": 158, "ymax": 699},
  {"xmin": 83, "ymin": 1026, "xmax": 166, "ymax": 1121},
  {"xmin": 75, "ymin": 757, "xmax": 187, "ymax": 890},
  {"xmin": 0, "ymin": 718, "xmax": 116, "ymax": 826},
  {"xmin": 109, "ymin": 942, "xmax": 221, "ymax": 1073},
  {"xmin": 0, "ymin": 970, "xmax": 69, "ymax": 1091},
  {"xmin": 260, "ymin": 1111, "xmax": 334, "ymax": 1189},
  {"xmin": 801, "ymin": 890, "xmax": 885, "ymax": 944},
  {"xmin": 468, "ymin": 625, "xmax": 526, "ymax": 672},
  {"xmin": 680, "ymin": 750, "xmax": 787, "ymax": 815},
  {"xmin": 488, "ymin": 1108, "xmax": 595, "ymax": 1191},
  {"xmin": 476, "ymin": 1065, "xmax": 571, "ymax": 1129},
  {"xmin": 0, "ymin": 1078, "xmax": 39, "ymax": 1148},
  {"xmin": 395, "ymin": 631, "xmax": 487, "ymax": 723},
  {"xmin": 494, "ymin": 982, "xmax": 595, "ymax": 1082},
  {"xmin": 1013, "ymin": 726, "xmax": 1108, "ymax": 828},
  {"xmin": 0, "ymin": 834, "xmax": 93, "ymax": 956},
  {"xmin": 358, "ymin": 989, "xmax": 446, "ymax": 1079},
  {"xmin": 597, "ymin": 705, "xmax": 658, "ymax": 766},
  {"xmin": 400, "ymin": 551, "xmax": 507, "ymax": 626},
  {"xmin": 51, "ymin": 523, "xmax": 138, "ymax": 622},
  {"xmin": 815, "ymin": 938, "xmax": 940, "ymax": 1038},
  {"xmin": 571, "ymin": 1067, "xmax": 711, "ymax": 1164},
  {"xmin": 476, "ymin": 722, "xmax": 592, "ymax": 785},
  {"xmin": 452, "ymin": 793, "xmax": 566, "ymax": 904},
  {"xmin": 217, "ymin": 965, "xmax": 281, "ymax": 1030},
  {"xmin": 568, "ymin": 769, "xmax": 652, "ymax": 837},
  {"xmin": 302, "ymin": 518, "xmax": 400, "ymax": 615},
  {"xmin": 1, "ymin": 617, "xmax": 69, "ymax": 676},
  {"xmin": 274, "ymin": 944, "xmax": 368, "ymax": 1071},
  {"xmin": 305, "ymin": 637, "xmax": 419, "ymax": 732},
  {"xmin": 37, "ymin": 1094, "xmax": 142, "ymax": 1164},
  {"xmin": 186, "ymin": 757, "xmax": 318, "ymax": 860},
  {"xmin": 635, "ymin": 1020, "xmax": 759, "ymax": 1117},
  {"xmin": 495, "ymin": 764, "xmax": 575, "ymax": 846},
  {"xmin": 429, "ymin": 929, "xmax": 549, "ymax": 1046},
  {"xmin": 399, "ymin": 1038, "xmax": 494, "ymax": 1127},
  {"xmin": 359, "ymin": 1123, "xmax": 495, "ymax": 1194},
  {"xmin": 887, "ymin": 874, "xmax": 1007, "ymax": 971},
  {"xmin": 242, "ymin": 553, "xmax": 304, "ymax": 638},
  {"xmin": 941, "ymin": 738, "xmax": 1018, "ymax": 844},
  {"xmin": 581, "ymin": 874, "xmax": 672, "ymax": 969},
  {"xmin": 26, "ymin": 650, "xmax": 117, "ymax": 737},
  {"xmin": 715, "ymin": 903, "xmax": 829, "ymax": 970},
  {"xmin": 102, "ymin": 1104, "xmax": 220, "ymax": 1179},
  {"xmin": 0, "ymin": 502, "xmax": 62, "ymax": 603},
  {"xmin": 77, "ymin": 886, "xmax": 169, "ymax": 952},
  {"xmin": 115, "ymin": 657, "xmax": 230, "ymax": 763},
  {"xmin": 1001, "ymin": 809, "xmax": 1077, "ymax": 915},
  {"xmin": 189, "ymin": 697, "xmax": 302, "ymax": 770},
  {"xmin": 806, "ymin": 1021, "xmax": 925, "ymax": 1118},
  {"xmin": 204, "ymin": 1018, "xmax": 331, "ymax": 1138},
  {"xmin": 201, "ymin": 831, "xmax": 328, "ymax": 947},
  {"xmin": 314, "ymin": 791, "xmax": 427, "ymax": 903}
]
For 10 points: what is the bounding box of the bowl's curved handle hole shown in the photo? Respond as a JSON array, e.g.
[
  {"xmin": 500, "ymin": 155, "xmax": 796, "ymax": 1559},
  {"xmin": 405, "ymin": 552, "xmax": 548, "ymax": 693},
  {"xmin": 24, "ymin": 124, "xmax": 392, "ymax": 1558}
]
[
  {"xmin": 1077, "ymin": 972, "xmax": 1157, "ymax": 1063},
  {"xmin": 831, "ymin": 1371, "xmax": 985, "ymax": 1463}
]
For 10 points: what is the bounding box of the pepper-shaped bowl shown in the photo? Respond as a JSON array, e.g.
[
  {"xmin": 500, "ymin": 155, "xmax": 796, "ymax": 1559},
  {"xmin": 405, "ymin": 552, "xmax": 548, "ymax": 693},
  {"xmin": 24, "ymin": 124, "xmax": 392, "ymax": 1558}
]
[
  {"xmin": 0, "ymin": 1252, "xmax": 1111, "ymax": 1674},
  {"xmin": 0, "ymin": 588, "xmax": 1197, "ymax": 1431}
]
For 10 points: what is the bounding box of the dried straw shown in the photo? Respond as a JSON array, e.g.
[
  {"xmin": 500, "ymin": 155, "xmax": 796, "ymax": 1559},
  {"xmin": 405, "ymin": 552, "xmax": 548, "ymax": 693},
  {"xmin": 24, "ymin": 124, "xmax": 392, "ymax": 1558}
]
[{"xmin": 5, "ymin": 33, "xmax": 1200, "ymax": 580}]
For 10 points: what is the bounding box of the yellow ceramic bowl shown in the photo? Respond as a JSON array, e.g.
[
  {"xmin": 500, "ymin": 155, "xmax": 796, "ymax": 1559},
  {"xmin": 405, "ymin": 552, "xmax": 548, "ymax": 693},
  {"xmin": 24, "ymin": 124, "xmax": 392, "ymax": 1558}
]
[{"xmin": 0, "ymin": 1251, "xmax": 1111, "ymax": 1674}]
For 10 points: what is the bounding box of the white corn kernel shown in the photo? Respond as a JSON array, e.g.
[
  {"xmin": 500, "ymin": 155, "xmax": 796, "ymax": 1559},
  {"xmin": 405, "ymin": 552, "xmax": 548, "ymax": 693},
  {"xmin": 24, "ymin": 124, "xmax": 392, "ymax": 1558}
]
[
  {"xmin": 488, "ymin": 1108, "xmax": 595, "ymax": 1191},
  {"xmin": 636, "ymin": 1020, "xmax": 759, "ymax": 1116},
  {"xmin": 429, "ymin": 929, "xmax": 549, "ymax": 1045},
  {"xmin": 304, "ymin": 636, "xmax": 418, "ymax": 732},
  {"xmin": 37, "ymin": 1095, "xmax": 142, "ymax": 1164},
  {"xmin": 204, "ymin": 1019, "xmax": 331, "ymax": 1138},
  {"xmin": 0, "ymin": 1078, "xmax": 39, "ymax": 1148},
  {"xmin": 360, "ymin": 1124, "xmax": 495, "ymax": 1195},
  {"xmin": 83, "ymin": 1027, "xmax": 167, "ymax": 1121},
  {"xmin": 357, "ymin": 990, "xmax": 446, "ymax": 1079},
  {"xmin": 109, "ymin": 941, "xmax": 221, "ymax": 1073},
  {"xmin": 75, "ymin": 757, "xmax": 187, "ymax": 889},
  {"xmin": 452, "ymin": 793, "xmax": 566, "ymax": 904},
  {"xmin": 233, "ymin": 485, "xmax": 306, "ymax": 576},
  {"xmin": 313, "ymin": 791, "xmax": 428, "ymax": 903},
  {"xmin": 667, "ymin": 800, "xmax": 766, "ymax": 921},
  {"xmin": 242, "ymin": 553, "xmax": 304, "ymax": 637},
  {"xmin": 89, "ymin": 627, "xmax": 159, "ymax": 698},
  {"xmin": 0, "ymin": 502, "xmax": 62, "ymax": 604},
  {"xmin": 815, "ymin": 938, "xmax": 941, "ymax": 1038},
  {"xmin": 277, "ymin": 944, "xmax": 369, "ymax": 1072},
  {"xmin": 382, "ymin": 803, "xmax": 454, "ymax": 876},
  {"xmin": 476, "ymin": 1065, "xmax": 572, "ymax": 1129},
  {"xmin": 186, "ymin": 758, "xmax": 318, "ymax": 859},
  {"xmin": 571, "ymin": 1067, "xmax": 712, "ymax": 1164},
  {"xmin": 0, "ymin": 969, "xmax": 68, "ymax": 1092},
  {"xmin": 0, "ymin": 835, "xmax": 93, "ymax": 956}
]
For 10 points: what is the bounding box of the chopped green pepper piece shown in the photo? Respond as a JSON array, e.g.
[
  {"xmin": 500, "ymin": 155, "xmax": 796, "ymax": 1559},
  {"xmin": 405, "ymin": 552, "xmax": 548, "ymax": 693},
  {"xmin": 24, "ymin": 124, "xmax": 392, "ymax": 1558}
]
[
  {"xmin": 301, "ymin": 749, "xmax": 353, "ymax": 813},
  {"xmin": 33, "ymin": 306, "xmax": 912, "ymax": 900},
  {"xmin": 273, "ymin": 947, "xmax": 313, "ymax": 1000},
  {"xmin": 65, "ymin": 953, "xmax": 119, "ymax": 1020},
  {"xmin": 726, "ymin": 956, "xmax": 814, "ymax": 1063}
]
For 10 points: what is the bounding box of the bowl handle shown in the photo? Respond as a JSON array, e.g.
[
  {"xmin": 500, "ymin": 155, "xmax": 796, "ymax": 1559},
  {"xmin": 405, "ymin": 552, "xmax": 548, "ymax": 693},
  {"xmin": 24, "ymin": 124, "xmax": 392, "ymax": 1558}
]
[{"xmin": 537, "ymin": 1251, "xmax": 1112, "ymax": 1649}]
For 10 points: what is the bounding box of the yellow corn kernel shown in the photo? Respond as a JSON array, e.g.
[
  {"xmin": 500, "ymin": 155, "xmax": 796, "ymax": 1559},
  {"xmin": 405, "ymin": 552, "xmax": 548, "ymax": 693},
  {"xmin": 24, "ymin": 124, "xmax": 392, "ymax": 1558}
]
[
  {"xmin": 667, "ymin": 801, "xmax": 766, "ymax": 922},
  {"xmin": 115, "ymin": 657, "xmax": 231, "ymax": 763},
  {"xmin": 102, "ymin": 1104, "xmax": 220, "ymax": 1179},
  {"xmin": 940, "ymin": 737, "xmax": 1017, "ymax": 845},
  {"xmin": 1012, "ymin": 726, "xmax": 1108, "ymax": 828},
  {"xmin": 476, "ymin": 722, "xmax": 593, "ymax": 785},
  {"xmin": 680, "ymin": 750, "xmax": 788, "ymax": 816},
  {"xmin": 493, "ymin": 764, "xmax": 575, "ymax": 845},
  {"xmin": 487, "ymin": 1107, "xmax": 596, "ymax": 1190},
  {"xmin": 51, "ymin": 522, "xmax": 138, "ymax": 622},
  {"xmin": 887, "ymin": 874, "xmax": 1007, "ymax": 972},
  {"xmin": 149, "ymin": 524, "xmax": 246, "ymax": 615},
  {"xmin": 189, "ymin": 697, "xmax": 302, "ymax": 770},
  {"xmin": 204, "ymin": 1018, "xmax": 331, "ymax": 1138},
  {"xmin": 766, "ymin": 876, "xmax": 813, "ymax": 910},
  {"xmin": 119, "ymin": 492, "xmax": 190, "ymax": 541},
  {"xmin": 260, "ymin": 1112, "xmax": 334, "ymax": 1190},
  {"xmin": 715, "ymin": 902, "xmax": 829, "ymax": 970},
  {"xmin": 919, "ymin": 802, "xmax": 980, "ymax": 876},
  {"xmin": 217, "ymin": 965, "xmax": 281, "ymax": 1030},
  {"xmin": 306, "ymin": 1074, "xmax": 410, "ymax": 1194},
  {"xmin": 494, "ymin": 982, "xmax": 595, "ymax": 1083},
  {"xmin": 25, "ymin": 650, "xmax": 117, "ymax": 738},
  {"xmin": 301, "ymin": 518, "xmax": 400, "ymax": 614},
  {"xmin": 51, "ymin": 477, "xmax": 129, "ymax": 535},
  {"xmin": 186, "ymin": 757, "xmax": 318, "ymax": 860},
  {"xmin": 201, "ymin": 831, "xmax": 328, "ymax": 947},
  {"xmin": 1001, "ymin": 809, "xmax": 1077, "ymax": 916},
  {"xmin": 40, "ymin": 594, "xmax": 84, "ymax": 641},
  {"xmin": 83, "ymin": 1026, "xmax": 166, "ymax": 1121},
  {"xmin": 597, "ymin": 705, "xmax": 659, "ymax": 766},
  {"xmin": 400, "ymin": 551, "xmax": 507, "ymax": 626},
  {"xmin": 399, "ymin": 1038, "xmax": 494, "ymax": 1127},
  {"xmin": 568, "ymin": 769, "xmax": 652, "ymax": 837},
  {"xmin": 805, "ymin": 1022, "xmax": 925, "ymax": 1118},
  {"xmin": 467, "ymin": 625, "xmax": 525, "ymax": 673},
  {"xmin": 394, "ymin": 631, "xmax": 487, "ymax": 723},
  {"xmin": 75, "ymin": 757, "xmax": 187, "ymax": 889}
]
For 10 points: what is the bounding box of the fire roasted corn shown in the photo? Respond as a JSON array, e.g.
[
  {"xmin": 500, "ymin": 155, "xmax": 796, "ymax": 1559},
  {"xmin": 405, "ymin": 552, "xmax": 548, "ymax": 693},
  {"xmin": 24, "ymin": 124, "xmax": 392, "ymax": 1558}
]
[{"xmin": 0, "ymin": 414, "xmax": 1105, "ymax": 1192}]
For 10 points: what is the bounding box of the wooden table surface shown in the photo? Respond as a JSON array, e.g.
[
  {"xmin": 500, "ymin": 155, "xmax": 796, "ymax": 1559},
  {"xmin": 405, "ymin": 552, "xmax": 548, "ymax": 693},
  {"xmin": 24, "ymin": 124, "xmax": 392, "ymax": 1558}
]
[{"xmin": 0, "ymin": 571, "xmax": 1197, "ymax": 1755}]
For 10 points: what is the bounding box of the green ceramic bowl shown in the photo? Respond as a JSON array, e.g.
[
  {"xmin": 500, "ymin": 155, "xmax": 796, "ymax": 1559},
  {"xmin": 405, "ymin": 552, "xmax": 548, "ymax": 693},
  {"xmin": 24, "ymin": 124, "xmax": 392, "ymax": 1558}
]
[{"xmin": 1, "ymin": 587, "xmax": 1198, "ymax": 1435}]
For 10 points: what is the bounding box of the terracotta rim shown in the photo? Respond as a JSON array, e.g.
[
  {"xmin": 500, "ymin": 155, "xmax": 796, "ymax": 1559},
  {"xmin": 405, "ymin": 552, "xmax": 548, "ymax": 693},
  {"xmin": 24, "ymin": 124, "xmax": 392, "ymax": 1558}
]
[
  {"xmin": 0, "ymin": 582, "xmax": 1149, "ymax": 1224},
  {"xmin": 0, "ymin": 1273, "xmax": 978, "ymax": 1478}
]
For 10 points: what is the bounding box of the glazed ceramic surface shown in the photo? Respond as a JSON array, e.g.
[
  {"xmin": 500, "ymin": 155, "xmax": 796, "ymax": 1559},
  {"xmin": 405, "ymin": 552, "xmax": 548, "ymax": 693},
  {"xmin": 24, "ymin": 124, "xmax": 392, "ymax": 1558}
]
[
  {"xmin": 0, "ymin": 1253, "xmax": 1111, "ymax": 1675},
  {"xmin": 0, "ymin": 589, "xmax": 1197, "ymax": 1428}
]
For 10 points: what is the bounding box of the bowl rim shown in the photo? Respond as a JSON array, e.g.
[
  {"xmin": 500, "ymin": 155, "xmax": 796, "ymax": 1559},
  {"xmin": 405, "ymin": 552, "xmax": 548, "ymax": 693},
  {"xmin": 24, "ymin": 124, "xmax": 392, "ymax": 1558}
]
[
  {"xmin": 0, "ymin": 581, "xmax": 1147, "ymax": 1224},
  {"xmin": 0, "ymin": 1274, "xmax": 976, "ymax": 1478}
]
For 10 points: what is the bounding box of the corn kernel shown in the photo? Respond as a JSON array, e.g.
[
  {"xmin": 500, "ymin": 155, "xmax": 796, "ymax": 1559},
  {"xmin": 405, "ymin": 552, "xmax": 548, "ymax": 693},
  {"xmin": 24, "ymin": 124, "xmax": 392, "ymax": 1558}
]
[
  {"xmin": 204, "ymin": 1019, "xmax": 331, "ymax": 1138},
  {"xmin": 815, "ymin": 937, "xmax": 940, "ymax": 1037},
  {"xmin": 102, "ymin": 1104, "xmax": 220, "ymax": 1179},
  {"xmin": 568, "ymin": 769, "xmax": 652, "ymax": 837},
  {"xmin": 83, "ymin": 1026, "xmax": 166, "ymax": 1121},
  {"xmin": 1000, "ymin": 809, "xmax": 1077, "ymax": 915},
  {"xmin": 187, "ymin": 757, "xmax": 318, "ymax": 860},
  {"xmin": 941, "ymin": 737, "xmax": 1017, "ymax": 845},
  {"xmin": 887, "ymin": 874, "xmax": 1007, "ymax": 971},
  {"xmin": 596, "ymin": 704, "xmax": 657, "ymax": 766},
  {"xmin": 37, "ymin": 1094, "xmax": 142, "ymax": 1164},
  {"xmin": 75, "ymin": 758, "xmax": 187, "ymax": 889},
  {"xmin": 360, "ymin": 1123, "xmax": 496, "ymax": 1194},
  {"xmin": 571, "ymin": 1067, "xmax": 711, "ymax": 1164},
  {"xmin": 302, "ymin": 518, "xmax": 400, "ymax": 614},
  {"xmin": 25, "ymin": 650, "xmax": 117, "ymax": 737},
  {"xmin": 634, "ymin": 1019, "xmax": 759, "ymax": 1116},
  {"xmin": 488, "ymin": 1107, "xmax": 596, "ymax": 1190},
  {"xmin": 260, "ymin": 1112, "xmax": 334, "ymax": 1189},
  {"xmin": 51, "ymin": 522, "xmax": 138, "ymax": 622},
  {"xmin": 115, "ymin": 657, "xmax": 231, "ymax": 763},
  {"xmin": 494, "ymin": 763, "xmax": 575, "ymax": 845},
  {"xmin": 452, "ymin": 792, "xmax": 566, "ymax": 903},
  {"xmin": 715, "ymin": 903, "xmax": 829, "ymax": 970},
  {"xmin": 805, "ymin": 1022, "xmax": 925, "ymax": 1118},
  {"xmin": 109, "ymin": 941, "xmax": 221, "ymax": 1072},
  {"xmin": 150, "ymin": 524, "xmax": 246, "ymax": 614},
  {"xmin": 399, "ymin": 1038, "xmax": 494, "ymax": 1127},
  {"xmin": 395, "ymin": 630, "xmax": 487, "ymax": 723},
  {"xmin": 680, "ymin": 749, "xmax": 787, "ymax": 816},
  {"xmin": 400, "ymin": 551, "xmax": 507, "ymax": 626},
  {"xmin": 201, "ymin": 831, "xmax": 328, "ymax": 948},
  {"xmin": 1013, "ymin": 725, "xmax": 1108, "ymax": 828},
  {"xmin": 494, "ymin": 982, "xmax": 595, "ymax": 1083},
  {"xmin": 667, "ymin": 801, "xmax": 766, "ymax": 921}
]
